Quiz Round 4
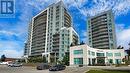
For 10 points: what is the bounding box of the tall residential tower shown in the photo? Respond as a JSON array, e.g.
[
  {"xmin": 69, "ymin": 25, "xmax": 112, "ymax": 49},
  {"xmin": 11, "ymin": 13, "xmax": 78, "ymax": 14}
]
[
  {"xmin": 87, "ymin": 10, "xmax": 116, "ymax": 49},
  {"xmin": 25, "ymin": 1, "xmax": 79, "ymax": 62}
]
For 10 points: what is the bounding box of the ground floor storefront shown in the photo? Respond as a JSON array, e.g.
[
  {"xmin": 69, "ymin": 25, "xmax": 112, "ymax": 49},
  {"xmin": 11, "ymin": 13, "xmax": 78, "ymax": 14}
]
[{"xmin": 70, "ymin": 44, "xmax": 125, "ymax": 66}]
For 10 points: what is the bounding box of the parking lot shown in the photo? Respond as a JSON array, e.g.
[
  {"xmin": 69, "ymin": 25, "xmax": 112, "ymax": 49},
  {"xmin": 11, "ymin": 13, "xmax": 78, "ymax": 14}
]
[
  {"xmin": 1, "ymin": 65, "xmax": 130, "ymax": 73},
  {"xmin": 0, "ymin": 65, "xmax": 89, "ymax": 73}
]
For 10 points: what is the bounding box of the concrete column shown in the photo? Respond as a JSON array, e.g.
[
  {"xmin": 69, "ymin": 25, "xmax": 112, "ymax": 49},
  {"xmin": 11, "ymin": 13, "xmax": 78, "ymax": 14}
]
[{"xmin": 90, "ymin": 58, "xmax": 92, "ymax": 65}]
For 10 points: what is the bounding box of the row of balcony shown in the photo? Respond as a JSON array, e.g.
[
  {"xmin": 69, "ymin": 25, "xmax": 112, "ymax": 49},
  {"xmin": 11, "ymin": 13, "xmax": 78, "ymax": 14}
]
[
  {"xmin": 92, "ymin": 38, "xmax": 109, "ymax": 44},
  {"xmin": 92, "ymin": 35, "xmax": 108, "ymax": 41},
  {"xmin": 33, "ymin": 33, "xmax": 46, "ymax": 37},
  {"xmin": 33, "ymin": 25, "xmax": 46, "ymax": 31},
  {"xmin": 31, "ymin": 45, "xmax": 45, "ymax": 49},
  {"xmin": 92, "ymin": 28, "xmax": 108, "ymax": 35},
  {"xmin": 91, "ymin": 25, "xmax": 108, "ymax": 31},
  {"xmin": 33, "ymin": 22, "xmax": 46, "ymax": 29},
  {"xmin": 32, "ymin": 38, "xmax": 46, "ymax": 44},
  {"xmin": 93, "ymin": 42, "xmax": 109, "ymax": 47},
  {"xmin": 32, "ymin": 35, "xmax": 46, "ymax": 40},
  {"xmin": 32, "ymin": 39, "xmax": 45, "ymax": 43},
  {"xmin": 93, "ymin": 45, "xmax": 109, "ymax": 49},
  {"xmin": 91, "ymin": 18, "xmax": 107, "ymax": 24},
  {"xmin": 64, "ymin": 15, "xmax": 71, "ymax": 22},
  {"xmin": 92, "ymin": 32, "xmax": 108, "ymax": 38},
  {"xmin": 64, "ymin": 19, "xmax": 71, "ymax": 25},
  {"xmin": 64, "ymin": 11, "xmax": 71, "ymax": 20},
  {"xmin": 34, "ymin": 17, "xmax": 47, "ymax": 25},
  {"xmin": 91, "ymin": 21, "xmax": 107, "ymax": 28},
  {"xmin": 31, "ymin": 49, "xmax": 45, "ymax": 53},
  {"xmin": 91, "ymin": 14, "xmax": 107, "ymax": 22},
  {"xmin": 34, "ymin": 10, "xmax": 47, "ymax": 19}
]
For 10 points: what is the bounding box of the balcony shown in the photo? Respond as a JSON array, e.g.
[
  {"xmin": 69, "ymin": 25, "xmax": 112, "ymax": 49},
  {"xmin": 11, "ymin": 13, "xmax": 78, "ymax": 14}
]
[
  {"xmin": 94, "ymin": 45, "xmax": 109, "ymax": 49},
  {"xmin": 92, "ymin": 32, "xmax": 108, "ymax": 38},
  {"xmin": 52, "ymin": 48, "xmax": 59, "ymax": 52},
  {"xmin": 92, "ymin": 25, "xmax": 108, "ymax": 32},
  {"xmin": 92, "ymin": 35, "xmax": 108, "ymax": 40},
  {"xmin": 92, "ymin": 39, "xmax": 109, "ymax": 44},
  {"xmin": 93, "ymin": 42, "xmax": 109, "ymax": 46},
  {"xmin": 92, "ymin": 28, "xmax": 108, "ymax": 35},
  {"xmin": 91, "ymin": 21, "xmax": 107, "ymax": 28}
]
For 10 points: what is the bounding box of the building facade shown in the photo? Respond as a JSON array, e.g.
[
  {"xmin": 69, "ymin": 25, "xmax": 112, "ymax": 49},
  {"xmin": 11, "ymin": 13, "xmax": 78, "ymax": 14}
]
[
  {"xmin": 23, "ymin": 42, "xmax": 28, "ymax": 56},
  {"xmin": 25, "ymin": 1, "xmax": 79, "ymax": 62},
  {"xmin": 87, "ymin": 10, "xmax": 117, "ymax": 49},
  {"xmin": 70, "ymin": 44, "xmax": 125, "ymax": 66}
]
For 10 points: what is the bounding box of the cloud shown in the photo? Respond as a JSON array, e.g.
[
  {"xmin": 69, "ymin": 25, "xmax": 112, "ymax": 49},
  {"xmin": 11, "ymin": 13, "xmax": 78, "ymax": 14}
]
[
  {"xmin": 0, "ymin": 40, "xmax": 23, "ymax": 58},
  {"xmin": 26, "ymin": 0, "xmax": 87, "ymax": 12},
  {"xmin": 116, "ymin": 24, "xmax": 130, "ymax": 49},
  {"xmin": 80, "ymin": 30, "xmax": 87, "ymax": 43},
  {"xmin": 0, "ymin": 41, "xmax": 21, "ymax": 50},
  {"xmin": 0, "ymin": 50, "xmax": 23, "ymax": 58},
  {"xmin": 0, "ymin": 30, "xmax": 18, "ymax": 36},
  {"xmin": 75, "ymin": 0, "xmax": 130, "ymax": 17},
  {"xmin": 113, "ymin": 0, "xmax": 130, "ymax": 16}
]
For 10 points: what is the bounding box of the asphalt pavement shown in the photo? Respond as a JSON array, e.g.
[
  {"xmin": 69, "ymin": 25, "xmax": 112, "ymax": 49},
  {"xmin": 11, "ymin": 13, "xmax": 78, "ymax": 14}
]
[
  {"xmin": 0, "ymin": 65, "xmax": 89, "ymax": 73},
  {"xmin": 0, "ymin": 65, "xmax": 130, "ymax": 73}
]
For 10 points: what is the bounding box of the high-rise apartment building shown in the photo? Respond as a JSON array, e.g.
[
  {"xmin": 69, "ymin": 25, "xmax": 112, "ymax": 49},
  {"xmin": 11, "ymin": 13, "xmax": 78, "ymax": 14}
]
[
  {"xmin": 25, "ymin": 1, "xmax": 79, "ymax": 62},
  {"xmin": 23, "ymin": 42, "xmax": 28, "ymax": 56},
  {"xmin": 87, "ymin": 10, "xmax": 116, "ymax": 49}
]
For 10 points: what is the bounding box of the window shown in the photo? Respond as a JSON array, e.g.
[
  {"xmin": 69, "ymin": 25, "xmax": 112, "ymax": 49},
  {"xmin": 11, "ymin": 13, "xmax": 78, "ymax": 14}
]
[
  {"xmin": 92, "ymin": 52, "xmax": 95, "ymax": 56},
  {"xmin": 88, "ymin": 50, "xmax": 90, "ymax": 55},
  {"xmin": 74, "ymin": 49, "xmax": 83, "ymax": 54},
  {"xmin": 109, "ymin": 29, "xmax": 112, "ymax": 32},
  {"xmin": 106, "ymin": 52, "xmax": 113, "ymax": 57},
  {"xmin": 74, "ymin": 58, "xmax": 83, "ymax": 64},
  {"xmin": 56, "ymin": 22, "xmax": 59, "ymax": 24},
  {"xmin": 115, "ymin": 59, "xmax": 121, "ymax": 64},
  {"xmin": 108, "ymin": 59, "xmax": 113, "ymax": 63},
  {"xmin": 97, "ymin": 53, "xmax": 104, "ymax": 57},
  {"xmin": 62, "ymin": 54, "xmax": 64, "ymax": 57},
  {"xmin": 115, "ymin": 53, "xmax": 121, "ymax": 56},
  {"xmin": 62, "ymin": 45, "xmax": 64, "ymax": 48}
]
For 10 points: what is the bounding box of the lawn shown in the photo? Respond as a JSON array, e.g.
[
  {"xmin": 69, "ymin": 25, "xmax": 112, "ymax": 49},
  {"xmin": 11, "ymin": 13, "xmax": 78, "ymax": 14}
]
[{"xmin": 86, "ymin": 70, "xmax": 130, "ymax": 73}]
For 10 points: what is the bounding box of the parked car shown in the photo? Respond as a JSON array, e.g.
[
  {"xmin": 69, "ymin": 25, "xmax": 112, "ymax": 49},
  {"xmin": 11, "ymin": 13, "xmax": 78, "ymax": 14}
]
[
  {"xmin": 49, "ymin": 64, "xmax": 66, "ymax": 71},
  {"xmin": 8, "ymin": 62, "xmax": 22, "ymax": 67},
  {"xmin": 36, "ymin": 63, "xmax": 50, "ymax": 70},
  {"xmin": 0, "ymin": 62, "xmax": 8, "ymax": 65}
]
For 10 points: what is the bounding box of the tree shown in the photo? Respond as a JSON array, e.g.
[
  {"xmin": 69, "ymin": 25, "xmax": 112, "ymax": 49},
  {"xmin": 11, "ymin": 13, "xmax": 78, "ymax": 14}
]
[
  {"xmin": 42, "ymin": 56, "xmax": 47, "ymax": 63},
  {"xmin": 117, "ymin": 45, "xmax": 124, "ymax": 49},
  {"xmin": 80, "ymin": 41, "xmax": 85, "ymax": 45},
  {"xmin": 117, "ymin": 45, "xmax": 121, "ymax": 49},
  {"xmin": 128, "ymin": 43, "xmax": 130, "ymax": 56},
  {"xmin": 125, "ymin": 42, "xmax": 130, "ymax": 62},
  {"xmin": 28, "ymin": 56, "xmax": 46, "ymax": 63},
  {"xmin": 62, "ymin": 53, "xmax": 69, "ymax": 66},
  {"xmin": 1, "ymin": 55, "xmax": 6, "ymax": 62}
]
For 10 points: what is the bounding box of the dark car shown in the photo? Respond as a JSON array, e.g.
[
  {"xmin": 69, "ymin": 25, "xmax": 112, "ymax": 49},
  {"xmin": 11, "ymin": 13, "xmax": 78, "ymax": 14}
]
[
  {"xmin": 36, "ymin": 63, "xmax": 50, "ymax": 70},
  {"xmin": 49, "ymin": 64, "xmax": 66, "ymax": 71}
]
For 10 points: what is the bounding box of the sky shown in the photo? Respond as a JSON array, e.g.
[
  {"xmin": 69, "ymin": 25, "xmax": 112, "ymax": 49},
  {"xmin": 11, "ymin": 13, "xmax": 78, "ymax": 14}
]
[{"xmin": 0, "ymin": 0, "xmax": 130, "ymax": 58}]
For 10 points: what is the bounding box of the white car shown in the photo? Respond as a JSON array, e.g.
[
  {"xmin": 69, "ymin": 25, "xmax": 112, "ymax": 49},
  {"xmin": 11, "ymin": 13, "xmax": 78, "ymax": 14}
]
[
  {"xmin": 0, "ymin": 62, "xmax": 8, "ymax": 65},
  {"xmin": 8, "ymin": 62, "xmax": 22, "ymax": 67}
]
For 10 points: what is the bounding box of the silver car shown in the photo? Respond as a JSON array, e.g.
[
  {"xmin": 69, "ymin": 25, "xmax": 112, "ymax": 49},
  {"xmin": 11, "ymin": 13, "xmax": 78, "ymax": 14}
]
[{"xmin": 8, "ymin": 62, "xmax": 22, "ymax": 67}]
